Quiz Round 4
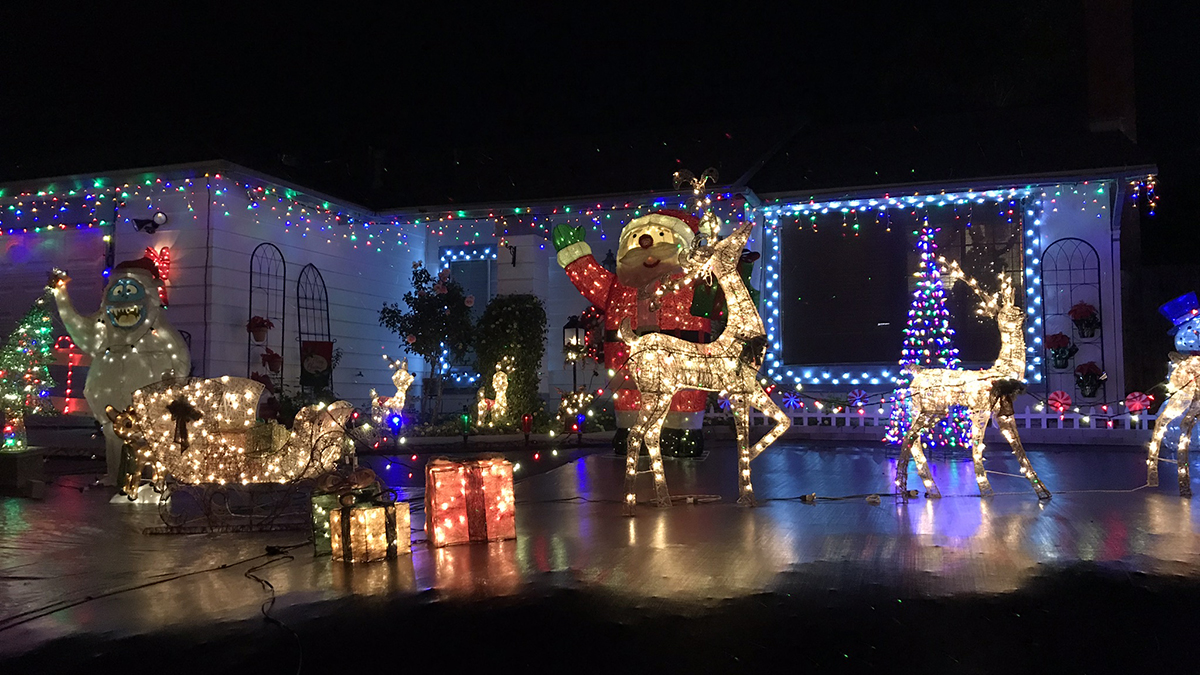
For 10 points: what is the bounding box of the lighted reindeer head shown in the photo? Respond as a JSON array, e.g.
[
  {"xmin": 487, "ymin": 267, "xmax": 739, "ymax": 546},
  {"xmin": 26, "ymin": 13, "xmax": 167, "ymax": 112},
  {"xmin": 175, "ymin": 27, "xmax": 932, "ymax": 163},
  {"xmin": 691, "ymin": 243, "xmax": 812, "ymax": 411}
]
[
  {"xmin": 942, "ymin": 258, "xmax": 1022, "ymax": 326},
  {"xmin": 105, "ymin": 404, "xmax": 142, "ymax": 442}
]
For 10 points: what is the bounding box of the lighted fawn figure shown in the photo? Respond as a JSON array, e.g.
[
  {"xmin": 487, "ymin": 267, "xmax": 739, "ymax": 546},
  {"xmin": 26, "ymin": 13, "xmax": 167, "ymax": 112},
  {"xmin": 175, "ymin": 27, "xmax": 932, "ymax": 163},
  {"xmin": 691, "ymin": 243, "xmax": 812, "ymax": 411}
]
[
  {"xmin": 475, "ymin": 358, "xmax": 513, "ymax": 427},
  {"xmin": 370, "ymin": 355, "xmax": 414, "ymax": 428},
  {"xmin": 897, "ymin": 261, "xmax": 1051, "ymax": 501},
  {"xmin": 475, "ymin": 387, "xmax": 492, "ymax": 426},
  {"xmin": 1146, "ymin": 353, "xmax": 1200, "ymax": 496},
  {"xmin": 491, "ymin": 369, "xmax": 509, "ymax": 421},
  {"xmin": 618, "ymin": 218, "xmax": 789, "ymax": 513}
]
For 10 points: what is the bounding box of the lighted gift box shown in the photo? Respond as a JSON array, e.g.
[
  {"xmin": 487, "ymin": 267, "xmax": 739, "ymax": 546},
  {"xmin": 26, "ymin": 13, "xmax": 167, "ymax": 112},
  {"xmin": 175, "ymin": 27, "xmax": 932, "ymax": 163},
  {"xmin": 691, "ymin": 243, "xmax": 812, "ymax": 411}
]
[
  {"xmin": 329, "ymin": 501, "xmax": 410, "ymax": 563},
  {"xmin": 424, "ymin": 457, "xmax": 516, "ymax": 547},
  {"xmin": 311, "ymin": 469, "xmax": 382, "ymax": 556}
]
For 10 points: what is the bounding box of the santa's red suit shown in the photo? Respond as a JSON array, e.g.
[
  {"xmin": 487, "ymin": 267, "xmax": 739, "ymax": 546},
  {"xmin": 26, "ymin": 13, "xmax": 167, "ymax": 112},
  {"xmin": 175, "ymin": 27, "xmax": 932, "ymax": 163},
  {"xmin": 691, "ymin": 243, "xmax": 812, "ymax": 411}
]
[{"xmin": 555, "ymin": 211, "xmax": 709, "ymax": 455}]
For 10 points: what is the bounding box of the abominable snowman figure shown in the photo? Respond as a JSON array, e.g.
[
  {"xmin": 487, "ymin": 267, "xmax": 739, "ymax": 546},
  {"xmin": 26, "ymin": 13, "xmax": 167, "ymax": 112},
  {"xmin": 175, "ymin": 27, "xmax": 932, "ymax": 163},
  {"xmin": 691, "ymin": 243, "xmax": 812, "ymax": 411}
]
[
  {"xmin": 1148, "ymin": 292, "xmax": 1200, "ymax": 495},
  {"xmin": 49, "ymin": 258, "xmax": 191, "ymax": 488}
]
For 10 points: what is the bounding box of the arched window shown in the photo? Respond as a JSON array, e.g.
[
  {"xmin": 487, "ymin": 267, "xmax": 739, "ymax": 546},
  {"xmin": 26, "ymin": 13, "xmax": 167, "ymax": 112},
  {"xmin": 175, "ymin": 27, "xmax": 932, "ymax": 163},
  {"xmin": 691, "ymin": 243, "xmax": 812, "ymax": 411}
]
[
  {"xmin": 297, "ymin": 263, "xmax": 330, "ymax": 342},
  {"xmin": 248, "ymin": 243, "xmax": 286, "ymax": 387},
  {"xmin": 297, "ymin": 263, "xmax": 333, "ymax": 389},
  {"xmin": 1041, "ymin": 238, "xmax": 1103, "ymax": 401}
]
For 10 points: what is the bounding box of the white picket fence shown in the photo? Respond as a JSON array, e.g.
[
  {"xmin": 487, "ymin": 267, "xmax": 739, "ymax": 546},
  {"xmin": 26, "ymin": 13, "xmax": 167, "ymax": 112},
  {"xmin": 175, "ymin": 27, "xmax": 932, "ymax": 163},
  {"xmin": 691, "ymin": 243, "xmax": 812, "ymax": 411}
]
[{"xmin": 711, "ymin": 402, "xmax": 1157, "ymax": 445}]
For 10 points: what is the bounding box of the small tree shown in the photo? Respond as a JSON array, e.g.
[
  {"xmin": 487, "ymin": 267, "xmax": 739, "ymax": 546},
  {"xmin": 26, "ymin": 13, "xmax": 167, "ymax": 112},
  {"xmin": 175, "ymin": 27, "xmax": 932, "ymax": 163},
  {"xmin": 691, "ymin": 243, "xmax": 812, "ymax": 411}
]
[
  {"xmin": 379, "ymin": 262, "xmax": 474, "ymax": 420},
  {"xmin": 474, "ymin": 294, "xmax": 547, "ymax": 424},
  {"xmin": 885, "ymin": 223, "xmax": 972, "ymax": 451},
  {"xmin": 1, "ymin": 297, "xmax": 58, "ymax": 451}
]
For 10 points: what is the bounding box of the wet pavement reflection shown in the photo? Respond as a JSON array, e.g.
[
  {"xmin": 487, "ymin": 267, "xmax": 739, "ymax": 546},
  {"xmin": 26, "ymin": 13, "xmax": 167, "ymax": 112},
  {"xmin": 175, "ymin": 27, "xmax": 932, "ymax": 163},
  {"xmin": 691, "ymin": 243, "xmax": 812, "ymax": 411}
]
[{"xmin": 3, "ymin": 441, "xmax": 1199, "ymax": 665}]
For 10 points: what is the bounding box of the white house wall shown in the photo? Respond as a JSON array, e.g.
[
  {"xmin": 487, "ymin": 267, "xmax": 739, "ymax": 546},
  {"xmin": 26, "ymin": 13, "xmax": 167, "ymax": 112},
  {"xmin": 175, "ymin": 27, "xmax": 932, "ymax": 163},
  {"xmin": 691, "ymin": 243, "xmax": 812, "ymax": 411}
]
[
  {"xmin": 0, "ymin": 228, "xmax": 107, "ymax": 337},
  {"xmin": 78, "ymin": 174, "xmax": 428, "ymax": 405},
  {"xmin": 1035, "ymin": 181, "xmax": 1124, "ymax": 398},
  {"xmin": 196, "ymin": 176, "xmax": 427, "ymax": 406},
  {"xmin": 109, "ymin": 179, "xmax": 217, "ymax": 380}
]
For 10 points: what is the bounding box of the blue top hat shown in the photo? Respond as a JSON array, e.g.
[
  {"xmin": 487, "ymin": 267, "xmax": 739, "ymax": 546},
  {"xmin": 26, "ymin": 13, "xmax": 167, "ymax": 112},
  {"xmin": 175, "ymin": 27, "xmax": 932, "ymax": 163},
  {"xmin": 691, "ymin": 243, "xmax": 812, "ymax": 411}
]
[{"xmin": 1160, "ymin": 292, "xmax": 1200, "ymax": 335}]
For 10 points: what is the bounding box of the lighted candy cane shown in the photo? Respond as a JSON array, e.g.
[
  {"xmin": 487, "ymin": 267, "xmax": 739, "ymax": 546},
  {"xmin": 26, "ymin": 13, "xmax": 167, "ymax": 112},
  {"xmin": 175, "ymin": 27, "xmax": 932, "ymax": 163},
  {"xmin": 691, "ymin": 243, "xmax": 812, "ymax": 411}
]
[{"xmin": 144, "ymin": 246, "xmax": 170, "ymax": 306}]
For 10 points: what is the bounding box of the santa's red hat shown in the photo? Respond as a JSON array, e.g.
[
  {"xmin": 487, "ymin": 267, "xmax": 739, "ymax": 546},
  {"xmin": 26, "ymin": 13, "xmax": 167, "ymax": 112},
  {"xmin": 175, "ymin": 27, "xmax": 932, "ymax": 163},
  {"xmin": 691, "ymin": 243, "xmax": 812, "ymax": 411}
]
[
  {"xmin": 622, "ymin": 209, "xmax": 702, "ymax": 249},
  {"xmin": 113, "ymin": 257, "xmax": 162, "ymax": 282}
]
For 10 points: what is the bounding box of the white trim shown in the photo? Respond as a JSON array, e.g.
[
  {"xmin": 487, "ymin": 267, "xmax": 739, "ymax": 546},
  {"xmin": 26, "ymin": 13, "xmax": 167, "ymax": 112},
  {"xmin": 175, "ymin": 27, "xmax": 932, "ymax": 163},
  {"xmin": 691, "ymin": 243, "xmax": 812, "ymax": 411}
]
[{"xmin": 556, "ymin": 241, "xmax": 592, "ymax": 268}]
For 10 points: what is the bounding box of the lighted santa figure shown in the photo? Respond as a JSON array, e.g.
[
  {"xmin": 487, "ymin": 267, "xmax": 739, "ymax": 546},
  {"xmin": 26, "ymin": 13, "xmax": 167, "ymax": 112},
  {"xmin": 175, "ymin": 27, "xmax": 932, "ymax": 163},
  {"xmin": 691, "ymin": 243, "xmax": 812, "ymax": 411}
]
[{"xmin": 553, "ymin": 210, "xmax": 716, "ymax": 456}]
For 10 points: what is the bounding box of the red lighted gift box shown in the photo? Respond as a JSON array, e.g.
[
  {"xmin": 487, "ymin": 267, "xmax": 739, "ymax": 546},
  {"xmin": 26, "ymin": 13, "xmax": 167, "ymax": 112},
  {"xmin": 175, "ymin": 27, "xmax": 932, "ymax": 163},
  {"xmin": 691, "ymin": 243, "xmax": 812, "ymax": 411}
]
[{"xmin": 424, "ymin": 457, "xmax": 516, "ymax": 547}]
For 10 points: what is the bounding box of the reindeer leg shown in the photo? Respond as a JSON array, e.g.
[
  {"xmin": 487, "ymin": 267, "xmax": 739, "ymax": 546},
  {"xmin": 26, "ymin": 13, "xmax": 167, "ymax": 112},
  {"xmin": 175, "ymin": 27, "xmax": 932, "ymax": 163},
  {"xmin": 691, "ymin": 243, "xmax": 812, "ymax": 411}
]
[
  {"xmin": 969, "ymin": 411, "xmax": 994, "ymax": 498},
  {"xmin": 738, "ymin": 388, "xmax": 792, "ymax": 506},
  {"xmin": 622, "ymin": 398, "xmax": 645, "ymax": 516},
  {"xmin": 896, "ymin": 417, "xmax": 923, "ymax": 502},
  {"xmin": 909, "ymin": 415, "xmax": 941, "ymax": 498},
  {"xmin": 896, "ymin": 430, "xmax": 914, "ymax": 501},
  {"xmin": 996, "ymin": 413, "xmax": 1050, "ymax": 499},
  {"xmin": 1177, "ymin": 407, "xmax": 1198, "ymax": 497},
  {"xmin": 731, "ymin": 396, "xmax": 753, "ymax": 505},
  {"xmin": 642, "ymin": 391, "xmax": 675, "ymax": 508},
  {"xmin": 1148, "ymin": 395, "xmax": 1189, "ymax": 489},
  {"xmin": 746, "ymin": 388, "xmax": 791, "ymax": 463}
]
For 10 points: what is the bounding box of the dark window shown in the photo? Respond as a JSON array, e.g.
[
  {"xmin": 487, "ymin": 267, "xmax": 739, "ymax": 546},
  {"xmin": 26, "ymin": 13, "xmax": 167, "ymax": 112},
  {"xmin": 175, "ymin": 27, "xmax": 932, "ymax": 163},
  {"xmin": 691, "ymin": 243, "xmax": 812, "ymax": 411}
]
[{"xmin": 778, "ymin": 201, "xmax": 1026, "ymax": 365}]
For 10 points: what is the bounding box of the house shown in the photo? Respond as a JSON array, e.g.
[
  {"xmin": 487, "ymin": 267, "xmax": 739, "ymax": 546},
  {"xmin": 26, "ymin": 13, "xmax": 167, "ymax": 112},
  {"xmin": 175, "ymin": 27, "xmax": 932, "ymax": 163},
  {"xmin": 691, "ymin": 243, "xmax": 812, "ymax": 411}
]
[{"xmin": 0, "ymin": 133, "xmax": 1157, "ymax": 429}]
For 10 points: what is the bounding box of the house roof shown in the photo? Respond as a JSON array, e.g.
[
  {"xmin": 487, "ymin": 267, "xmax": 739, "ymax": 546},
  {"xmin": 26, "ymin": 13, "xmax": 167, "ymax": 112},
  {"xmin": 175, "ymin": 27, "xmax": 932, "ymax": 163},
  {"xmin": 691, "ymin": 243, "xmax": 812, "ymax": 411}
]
[
  {"xmin": 749, "ymin": 105, "xmax": 1154, "ymax": 200},
  {"xmin": 0, "ymin": 106, "xmax": 1155, "ymax": 215}
]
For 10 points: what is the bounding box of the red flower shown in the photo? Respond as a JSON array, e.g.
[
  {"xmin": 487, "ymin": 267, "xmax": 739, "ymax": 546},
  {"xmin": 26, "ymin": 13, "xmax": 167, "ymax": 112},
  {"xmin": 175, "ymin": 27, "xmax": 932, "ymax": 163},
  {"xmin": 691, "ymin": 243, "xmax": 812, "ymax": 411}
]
[
  {"xmin": 1067, "ymin": 302, "xmax": 1098, "ymax": 321},
  {"xmin": 1074, "ymin": 361, "xmax": 1103, "ymax": 377},
  {"xmin": 250, "ymin": 371, "xmax": 276, "ymax": 393},
  {"xmin": 1045, "ymin": 333, "xmax": 1071, "ymax": 350},
  {"xmin": 246, "ymin": 316, "xmax": 274, "ymax": 332}
]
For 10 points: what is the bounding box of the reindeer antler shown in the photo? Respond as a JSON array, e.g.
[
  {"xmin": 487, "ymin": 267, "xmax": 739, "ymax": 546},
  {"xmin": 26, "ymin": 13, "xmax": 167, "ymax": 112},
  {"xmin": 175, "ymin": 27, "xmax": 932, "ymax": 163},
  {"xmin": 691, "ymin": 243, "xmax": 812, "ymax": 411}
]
[
  {"xmin": 939, "ymin": 258, "xmax": 1013, "ymax": 317},
  {"xmin": 673, "ymin": 167, "xmax": 722, "ymax": 239}
]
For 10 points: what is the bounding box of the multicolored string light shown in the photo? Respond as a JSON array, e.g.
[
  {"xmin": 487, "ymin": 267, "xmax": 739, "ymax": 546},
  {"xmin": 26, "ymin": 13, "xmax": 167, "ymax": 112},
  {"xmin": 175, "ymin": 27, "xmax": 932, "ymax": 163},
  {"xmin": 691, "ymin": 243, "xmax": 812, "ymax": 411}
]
[{"xmin": 884, "ymin": 221, "xmax": 972, "ymax": 450}]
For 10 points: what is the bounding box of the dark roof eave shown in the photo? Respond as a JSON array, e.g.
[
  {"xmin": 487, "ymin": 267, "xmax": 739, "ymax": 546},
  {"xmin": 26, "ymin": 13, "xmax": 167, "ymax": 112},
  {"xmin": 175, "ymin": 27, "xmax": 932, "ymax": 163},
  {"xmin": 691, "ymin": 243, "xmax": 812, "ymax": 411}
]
[{"xmin": 756, "ymin": 164, "xmax": 1159, "ymax": 205}]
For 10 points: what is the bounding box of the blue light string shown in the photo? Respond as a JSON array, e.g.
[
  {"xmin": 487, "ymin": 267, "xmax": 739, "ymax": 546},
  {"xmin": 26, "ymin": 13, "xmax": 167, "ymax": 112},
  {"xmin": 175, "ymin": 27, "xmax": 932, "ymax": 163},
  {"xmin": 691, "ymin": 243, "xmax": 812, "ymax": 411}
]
[{"xmin": 438, "ymin": 245, "xmax": 498, "ymax": 385}]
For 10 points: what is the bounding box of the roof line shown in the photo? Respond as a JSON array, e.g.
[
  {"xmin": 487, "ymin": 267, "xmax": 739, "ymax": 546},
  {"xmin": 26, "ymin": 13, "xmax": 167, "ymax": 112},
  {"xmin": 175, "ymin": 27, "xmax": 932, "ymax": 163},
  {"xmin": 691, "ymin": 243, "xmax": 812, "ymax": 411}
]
[
  {"xmin": 731, "ymin": 117, "xmax": 809, "ymax": 191},
  {"xmin": 0, "ymin": 159, "xmax": 379, "ymax": 215},
  {"xmin": 756, "ymin": 164, "xmax": 1159, "ymax": 205},
  {"xmin": 0, "ymin": 159, "xmax": 735, "ymax": 219},
  {"xmin": 2, "ymin": 159, "xmax": 1158, "ymax": 221},
  {"xmin": 373, "ymin": 186, "xmax": 744, "ymax": 220}
]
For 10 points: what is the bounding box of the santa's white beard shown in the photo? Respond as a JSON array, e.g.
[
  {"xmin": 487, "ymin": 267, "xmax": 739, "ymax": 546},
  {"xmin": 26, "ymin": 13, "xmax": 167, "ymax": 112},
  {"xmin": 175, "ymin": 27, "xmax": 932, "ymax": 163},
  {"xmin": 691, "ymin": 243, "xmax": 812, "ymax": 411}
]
[{"xmin": 617, "ymin": 244, "xmax": 683, "ymax": 288}]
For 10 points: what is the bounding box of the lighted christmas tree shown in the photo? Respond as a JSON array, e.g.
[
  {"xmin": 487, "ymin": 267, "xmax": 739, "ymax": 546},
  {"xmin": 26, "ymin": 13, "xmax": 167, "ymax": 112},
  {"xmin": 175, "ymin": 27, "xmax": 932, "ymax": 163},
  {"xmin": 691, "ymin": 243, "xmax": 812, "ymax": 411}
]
[
  {"xmin": 1, "ymin": 297, "xmax": 57, "ymax": 451},
  {"xmin": 884, "ymin": 223, "xmax": 973, "ymax": 450}
]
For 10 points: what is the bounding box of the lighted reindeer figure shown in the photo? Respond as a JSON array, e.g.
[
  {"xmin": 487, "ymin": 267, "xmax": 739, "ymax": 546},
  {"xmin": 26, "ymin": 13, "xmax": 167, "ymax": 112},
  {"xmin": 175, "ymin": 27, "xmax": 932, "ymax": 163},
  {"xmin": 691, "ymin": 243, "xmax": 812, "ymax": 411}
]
[
  {"xmin": 370, "ymin": 355, "xmax": 414, "ymax": 428},
  {"xmin": 618, "ymin": 217, "xmax": 790, "ymax": 512},
  {"xmin": 897, "ymin": 261, "xmax": 1051, "ymax": 501},
  {"xmin": 475, "ymin": 358, "xmax": 513, "ymax": 427},
  {"xmin": 1147, "ymin": 353, "xmax": 1200, "ymax": 496}
]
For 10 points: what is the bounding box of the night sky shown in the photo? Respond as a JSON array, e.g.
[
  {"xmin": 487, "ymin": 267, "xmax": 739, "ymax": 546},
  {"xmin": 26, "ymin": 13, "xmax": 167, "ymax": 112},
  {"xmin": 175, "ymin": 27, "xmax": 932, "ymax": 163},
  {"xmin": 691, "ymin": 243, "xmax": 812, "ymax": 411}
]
[{"xmin": 1, "ymin": 2, "xmax": 1194, "ymax": 259}]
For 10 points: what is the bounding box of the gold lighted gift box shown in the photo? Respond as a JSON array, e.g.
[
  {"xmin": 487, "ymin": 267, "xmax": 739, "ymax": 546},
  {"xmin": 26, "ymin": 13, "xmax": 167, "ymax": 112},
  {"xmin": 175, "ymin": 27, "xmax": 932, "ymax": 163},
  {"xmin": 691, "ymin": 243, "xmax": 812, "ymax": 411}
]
[{"xmin": 330, "ymin": 501, "xmax": 410, "ymax": 563}]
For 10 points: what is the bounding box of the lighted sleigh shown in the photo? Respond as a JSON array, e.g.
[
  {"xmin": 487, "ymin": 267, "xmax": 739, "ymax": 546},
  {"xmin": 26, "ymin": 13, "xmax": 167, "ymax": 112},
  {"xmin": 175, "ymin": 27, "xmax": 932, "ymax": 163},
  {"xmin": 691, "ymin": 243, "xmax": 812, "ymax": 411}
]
[{"xmin": 107, "ymin": 375, "xmax": 356, "ymax": 529}]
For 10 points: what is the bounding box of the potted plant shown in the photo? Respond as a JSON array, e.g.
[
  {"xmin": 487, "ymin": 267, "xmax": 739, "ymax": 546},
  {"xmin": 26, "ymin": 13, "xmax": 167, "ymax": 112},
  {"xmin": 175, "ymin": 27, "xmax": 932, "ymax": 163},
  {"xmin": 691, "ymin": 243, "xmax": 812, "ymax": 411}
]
[
  {"xmin": 249, "ymin": 371, "xmax": 276, "ymax": 393},
  {"xmin": 247, "ymin": 316, "xmax": 274, "ymax": 342},
  {"xmin": 1067, "ymin": 302, "xmax": 1100, "ymax": 338},
  {"xmin": 1074, "ymin": 361, "xmax": 1107, "ymax": 398},
  {"xmin": 1044, "ymin": 332, "xmax": 1078, "ymax": 369},
  {"xmin": 261, "ymin": 348, "xmax": 283, "ymax": 374}
]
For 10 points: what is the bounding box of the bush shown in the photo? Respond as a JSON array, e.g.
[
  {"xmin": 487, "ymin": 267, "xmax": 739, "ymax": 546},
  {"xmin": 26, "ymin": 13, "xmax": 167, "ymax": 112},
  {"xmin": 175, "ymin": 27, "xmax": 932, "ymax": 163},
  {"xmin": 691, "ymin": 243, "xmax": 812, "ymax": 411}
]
[
  {"xmin": 474, "ymin": 294, "xmax": 547, "ymax": 424},
  {"xmin": 379, "ymin": 262, "xmax": 474, "ymax": 418}
]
